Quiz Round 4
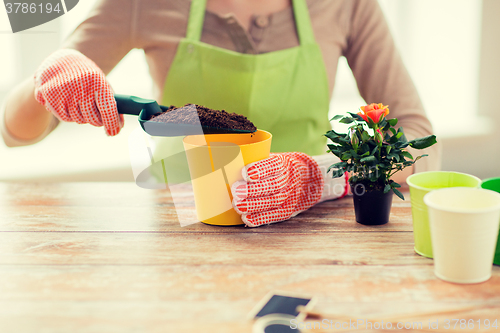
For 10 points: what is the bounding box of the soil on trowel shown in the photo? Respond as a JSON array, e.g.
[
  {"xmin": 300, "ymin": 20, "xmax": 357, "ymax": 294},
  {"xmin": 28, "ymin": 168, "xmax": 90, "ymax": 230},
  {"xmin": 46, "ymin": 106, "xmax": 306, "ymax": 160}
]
[{"xmin": 149, "ymin": 104, "xmax": 257, "ymax": 133}]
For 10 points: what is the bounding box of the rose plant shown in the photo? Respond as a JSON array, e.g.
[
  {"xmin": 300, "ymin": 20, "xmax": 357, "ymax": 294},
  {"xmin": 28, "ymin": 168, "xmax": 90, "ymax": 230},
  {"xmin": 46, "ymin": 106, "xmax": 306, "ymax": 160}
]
[{"xmin": 325, "ymin": 103, "xmax": 437, "ymax": 200}]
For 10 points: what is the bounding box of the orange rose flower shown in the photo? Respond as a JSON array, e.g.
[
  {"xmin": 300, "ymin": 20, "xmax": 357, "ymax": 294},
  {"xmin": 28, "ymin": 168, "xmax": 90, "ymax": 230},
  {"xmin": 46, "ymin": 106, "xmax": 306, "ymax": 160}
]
[{"xmin": 358, "ymin": 103, "xmax": 390, "ymax": 124}]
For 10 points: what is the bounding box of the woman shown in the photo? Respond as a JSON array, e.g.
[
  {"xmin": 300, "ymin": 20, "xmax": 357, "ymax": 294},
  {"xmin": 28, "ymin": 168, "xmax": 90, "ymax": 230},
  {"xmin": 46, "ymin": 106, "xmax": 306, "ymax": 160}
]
[{"xmin": 1, "ymin": 0, "xmax": 440, "ymax": 226}]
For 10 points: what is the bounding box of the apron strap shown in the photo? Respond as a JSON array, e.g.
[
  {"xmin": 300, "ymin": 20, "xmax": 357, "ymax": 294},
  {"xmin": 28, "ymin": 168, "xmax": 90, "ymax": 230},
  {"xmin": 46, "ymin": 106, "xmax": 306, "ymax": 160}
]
[
  {"xmin": 186, "ymin": 0, "xmax": 315, "ymax": 45},
  {"xmin": 186, "ymin": 0, "xmax": 207, "ymax": 41},
  {"xmin": 292, "ymin": 0, "xmax": 316, "ymax": 46}
]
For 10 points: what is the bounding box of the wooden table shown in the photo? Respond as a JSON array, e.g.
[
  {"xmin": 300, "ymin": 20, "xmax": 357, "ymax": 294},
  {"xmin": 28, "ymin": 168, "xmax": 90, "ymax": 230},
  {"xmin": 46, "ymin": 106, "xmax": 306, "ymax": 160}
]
[{"xmin": 0, "ymin": 183, "xmax": 499, "ymax": 333}]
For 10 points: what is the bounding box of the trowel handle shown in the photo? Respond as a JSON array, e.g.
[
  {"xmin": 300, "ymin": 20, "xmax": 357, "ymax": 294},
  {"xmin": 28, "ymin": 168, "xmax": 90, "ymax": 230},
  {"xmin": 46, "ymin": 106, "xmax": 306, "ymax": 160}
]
[{"xmin": 115, "ymin": 94, "xmax": 161, "ymax": 116}]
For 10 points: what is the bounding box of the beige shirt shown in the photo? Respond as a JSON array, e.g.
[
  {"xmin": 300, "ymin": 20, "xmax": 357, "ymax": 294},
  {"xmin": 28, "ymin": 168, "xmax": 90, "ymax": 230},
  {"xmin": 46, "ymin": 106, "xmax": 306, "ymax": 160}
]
[{"xmin": 3, "ymin": 0, "xmax": 440, "ymax": 171}]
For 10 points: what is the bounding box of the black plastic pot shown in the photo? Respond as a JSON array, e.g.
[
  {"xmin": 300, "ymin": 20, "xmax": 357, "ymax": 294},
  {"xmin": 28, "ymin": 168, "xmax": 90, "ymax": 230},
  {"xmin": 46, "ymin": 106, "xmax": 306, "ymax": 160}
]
[{"xmin": 350, "ymin": 183, "xmax": 393, "ymax": 225}]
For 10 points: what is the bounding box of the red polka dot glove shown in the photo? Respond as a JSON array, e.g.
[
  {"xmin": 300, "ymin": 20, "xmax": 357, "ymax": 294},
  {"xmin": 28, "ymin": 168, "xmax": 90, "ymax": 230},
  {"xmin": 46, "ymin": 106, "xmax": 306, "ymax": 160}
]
[
  {"xmin": 231, "ymin": 152, "xmax": 348, "ymax": 227},
  {"xmin": 34, "ymin": 49, "xmax": 123, "ymax": 136}
]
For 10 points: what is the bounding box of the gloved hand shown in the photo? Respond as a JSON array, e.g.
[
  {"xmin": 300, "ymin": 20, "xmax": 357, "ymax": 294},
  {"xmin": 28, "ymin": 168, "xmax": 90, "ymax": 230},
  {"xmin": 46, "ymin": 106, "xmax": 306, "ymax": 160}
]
[
  {"xmin": 34, "ymin": 49, "xmax": 123, "ymax": 136},
  {"xmin": 231, "ymin": 152, "xmax": 348, "ymax": 227}
]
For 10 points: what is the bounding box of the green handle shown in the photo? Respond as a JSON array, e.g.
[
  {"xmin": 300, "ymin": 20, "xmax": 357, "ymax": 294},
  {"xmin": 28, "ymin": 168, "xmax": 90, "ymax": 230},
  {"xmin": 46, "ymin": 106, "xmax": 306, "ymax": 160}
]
[{"xmin": 115, "ymin": 94, "xmax": 161, "ymax": 116}]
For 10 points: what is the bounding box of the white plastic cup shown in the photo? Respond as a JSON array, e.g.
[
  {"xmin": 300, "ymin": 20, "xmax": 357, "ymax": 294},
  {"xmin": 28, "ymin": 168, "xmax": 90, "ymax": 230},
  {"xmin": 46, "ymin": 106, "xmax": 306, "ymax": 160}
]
[{"xmin": 424, "ymin": 187, "xmax": 500, "ymax": 284}]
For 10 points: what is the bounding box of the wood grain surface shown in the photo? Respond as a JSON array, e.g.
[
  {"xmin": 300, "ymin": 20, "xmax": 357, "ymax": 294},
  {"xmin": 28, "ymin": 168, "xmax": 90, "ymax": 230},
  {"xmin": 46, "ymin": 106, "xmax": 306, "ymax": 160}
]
[{"xmin": 0, "ymin": 183, "xmax": 499, "ymax": 333}]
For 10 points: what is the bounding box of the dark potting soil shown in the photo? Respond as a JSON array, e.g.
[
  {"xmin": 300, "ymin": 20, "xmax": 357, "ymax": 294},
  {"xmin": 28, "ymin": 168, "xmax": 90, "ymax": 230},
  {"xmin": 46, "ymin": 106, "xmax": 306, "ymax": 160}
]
[{"xmin": 149, "ymin": 104, "xmax": 257, "ymax": 132}]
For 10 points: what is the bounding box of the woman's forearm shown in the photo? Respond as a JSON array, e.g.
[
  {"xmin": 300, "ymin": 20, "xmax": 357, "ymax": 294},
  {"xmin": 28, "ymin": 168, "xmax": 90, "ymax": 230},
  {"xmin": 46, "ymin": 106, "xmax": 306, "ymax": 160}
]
[{"xmin": 4, "ymin": 78, "xmax": 53, "ymax": 141}]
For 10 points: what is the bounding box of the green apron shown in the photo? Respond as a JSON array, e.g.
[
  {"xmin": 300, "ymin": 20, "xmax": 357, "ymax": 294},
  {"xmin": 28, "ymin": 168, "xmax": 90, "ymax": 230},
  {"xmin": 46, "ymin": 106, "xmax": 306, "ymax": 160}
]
[{"xmin": 152, "ymin": 0, "xmax": 330, "ymax": 179}]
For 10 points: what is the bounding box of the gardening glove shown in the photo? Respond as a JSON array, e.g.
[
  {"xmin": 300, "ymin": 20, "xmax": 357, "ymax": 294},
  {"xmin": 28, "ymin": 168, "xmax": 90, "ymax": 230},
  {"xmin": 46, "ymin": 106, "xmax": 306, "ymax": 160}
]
[
  {"xmin": 34, "ymin": 49, "xmax": 123, "ymax": 136},
  {"xmin": 231, "ymin": 152, "xmax": 348, "ymax": 227},
  {"xmin": 313, "ymin": 154, "xmax": 350, "ymax": 201}
]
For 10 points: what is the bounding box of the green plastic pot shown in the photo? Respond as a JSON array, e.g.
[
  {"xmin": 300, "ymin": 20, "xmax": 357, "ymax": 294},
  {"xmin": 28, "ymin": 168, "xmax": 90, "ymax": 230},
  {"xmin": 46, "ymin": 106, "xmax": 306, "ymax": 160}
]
[
  {"xmin": 406, "ymin": 171, "xmax": 481, "ymax": 258},
  {"xmin": 481, "ymin": 177, "xmax": 500, "ymax": 266}
]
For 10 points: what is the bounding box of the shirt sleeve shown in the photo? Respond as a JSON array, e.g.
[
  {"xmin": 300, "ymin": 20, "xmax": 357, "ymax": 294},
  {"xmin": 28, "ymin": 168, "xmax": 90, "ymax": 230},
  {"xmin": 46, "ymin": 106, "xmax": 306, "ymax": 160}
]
[
  {"xmin": 343, "ymin": 0, "xmax": 441, "ymax": 172},
  {"xmin": 61, "ymin": 0, "xmax": 138, "ymax": 75}
]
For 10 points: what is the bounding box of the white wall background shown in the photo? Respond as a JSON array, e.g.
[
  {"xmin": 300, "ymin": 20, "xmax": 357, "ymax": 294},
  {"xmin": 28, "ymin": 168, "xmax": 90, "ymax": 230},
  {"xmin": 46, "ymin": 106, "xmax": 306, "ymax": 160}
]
[{"xmin": 1, "ymin": 0, "xmax": 499, "ymax": 181}]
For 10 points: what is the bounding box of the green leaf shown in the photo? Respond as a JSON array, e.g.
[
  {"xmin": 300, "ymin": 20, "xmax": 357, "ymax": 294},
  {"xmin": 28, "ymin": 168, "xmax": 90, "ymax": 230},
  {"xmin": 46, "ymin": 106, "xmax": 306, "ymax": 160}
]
[
  {"xmin": 388, "ymin": 118, "xmax": 398, "ymax": 126},
  {"xmin": 341, "ymin": 152, "xmax": 352, "ymax": 160},
  {"xmin": 325, "ymin": 133, "xmax": 350, "ymax": 147},
  {"xmin": 408, "ymin": 135, "xmax": 437, "ymax": 150},
  {"xmin": 361, "ymin": 131, "xmax": 370, "ymax": 142},
  {"xmin": 330, "ymin": 114, "xmax": 343, "ymax": 121},
  {"xmin": 390, "ymin": 182, "xmax": 402, "ymax": 188},
  {"xmin": 328, "ymin": 167, "xmax": 347, "ymax": 178},
  {"xmin": 401, "ymin": 151, "xmax": 413, "ymax": 160},
  {"xmin": 378, "ymin": 159, "xmax": 391, "ymax": 167},
  {"xmin": 360, "ymin": 156, "xmax": 377, "ymax": 164},
  {"xmin": 327, "ymin": 145, "xmax": 341, "ymax": 153},
  {"xmin": 395, "ymin": 141, "xmax": 409, "ymax": 149},
  {"xmin": 327, "ymin": 162, "xmax": 347, "ymax": 174},
  {"xmin": 377, "ymin": 112, "xmax": 386, "ymax": 123},
  {"xmin": 388, "ymin": 133, "xmax": 399, "ymax": 144},
  {"xmin": 392, "ymin": 188, "xmax": 405, "ymax": 200},
  {"xmin": 326, "ymin": 162, "xmax": 347, "ymax": 178},
  {"xmin": 327, "ymin": 151, "xmax": 342, "ymax": 160},
  {"xmin": 366, "ymin": 116, "xmax": 376, "ymax": 128},
  {"xmin": 339, "ymin": 117, "xmax": 354, "ymax": 124},
  {"xmin": 378, "ymin": 118, "xmax": 387, "ymax": 128},
  {"xmin": 327, "ymin": 144, "xmax": 338, "ymax": 151},
  {"xmin": 389, "ymin": 128, "xmax": 397, "ymax": 135},
  {"xmin": 384, "ymin": 184, "xmax": 391, "ymax": 193},
  {"xmin": 397, "ymin": 127, "xmax": 408, "ymax": 142},
  {"xmin": 385, "ymin": 145, "xmax": 392, "ymax": 154},
  {"xmin": 324, "ymin": 130, "xmax": 340, "ymax": 140},
  {"xmin": 348, "ymin": 112, "xmax": 365, "ymax": 121}
]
